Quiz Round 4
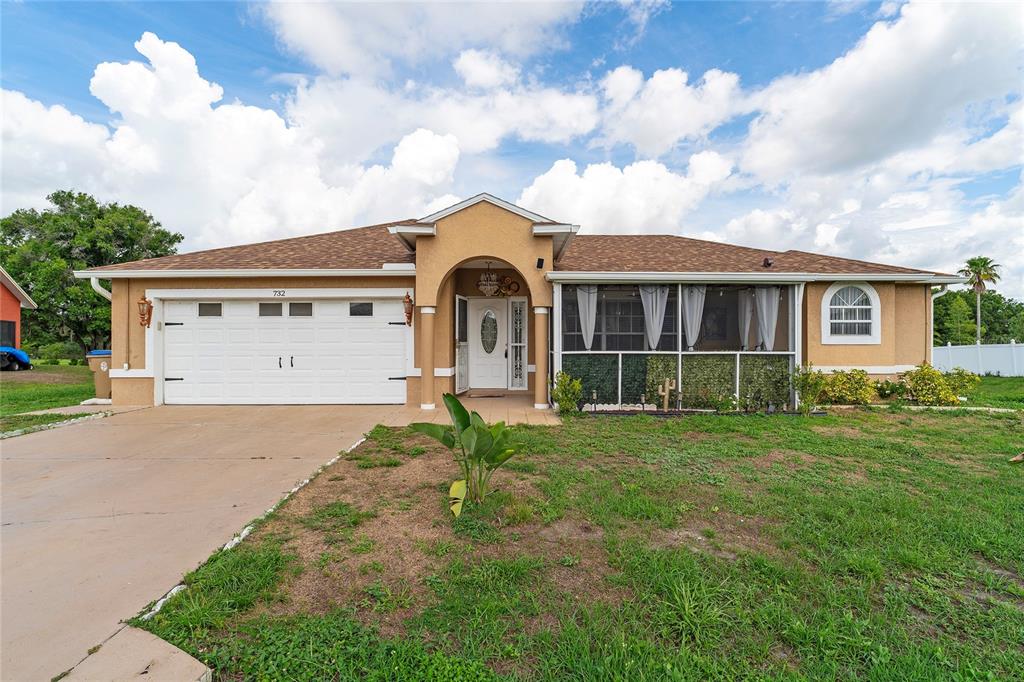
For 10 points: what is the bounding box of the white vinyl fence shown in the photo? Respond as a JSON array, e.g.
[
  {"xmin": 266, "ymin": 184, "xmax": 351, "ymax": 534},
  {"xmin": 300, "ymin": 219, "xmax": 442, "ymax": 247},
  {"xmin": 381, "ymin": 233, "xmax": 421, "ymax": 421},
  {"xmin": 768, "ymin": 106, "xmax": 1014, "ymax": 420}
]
[{"xmin": 932, "ymin": 341, "xmax": 1023, "ymax": 376}]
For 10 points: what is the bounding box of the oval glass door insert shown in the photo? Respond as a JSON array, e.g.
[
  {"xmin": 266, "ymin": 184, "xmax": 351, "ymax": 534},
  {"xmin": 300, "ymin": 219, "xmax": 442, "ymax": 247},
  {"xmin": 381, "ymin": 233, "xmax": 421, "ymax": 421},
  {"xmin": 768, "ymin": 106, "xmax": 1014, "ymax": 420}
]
[{"xmin": 480, "ymin": 310, "xmax": 498, "ymax": 354}]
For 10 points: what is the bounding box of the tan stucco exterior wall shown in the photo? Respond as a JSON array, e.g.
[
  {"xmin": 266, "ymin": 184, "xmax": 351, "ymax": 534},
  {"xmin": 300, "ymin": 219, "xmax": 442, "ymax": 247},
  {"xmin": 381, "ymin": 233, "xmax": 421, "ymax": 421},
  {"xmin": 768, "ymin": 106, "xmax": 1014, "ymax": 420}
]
[
  {"xmin": 895, "ymin": 284, "xmax": 930, "ymax": 366},
  {"xmin": 108, "ymin": 275, "xmax": 416, "ymax": 406},
  {"xmin": 802, "ymin": 281, "xmax": 930, "ymax": 373},
  {"xmin": 413, "ymin": 202, "xmax": 553, "ymax": 307}
]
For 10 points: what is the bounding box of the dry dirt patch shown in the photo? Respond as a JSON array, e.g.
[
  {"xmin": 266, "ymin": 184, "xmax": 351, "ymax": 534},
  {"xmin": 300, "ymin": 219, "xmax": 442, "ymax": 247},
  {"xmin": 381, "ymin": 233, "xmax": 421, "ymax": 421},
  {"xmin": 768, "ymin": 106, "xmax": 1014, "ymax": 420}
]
[
  {"xmin": 651, "ymin": 512, "xmax": 778, "ymax": 561},
  {"xmin": 250, "ymin": 432, "xmax": 625, "ymax": 637}
]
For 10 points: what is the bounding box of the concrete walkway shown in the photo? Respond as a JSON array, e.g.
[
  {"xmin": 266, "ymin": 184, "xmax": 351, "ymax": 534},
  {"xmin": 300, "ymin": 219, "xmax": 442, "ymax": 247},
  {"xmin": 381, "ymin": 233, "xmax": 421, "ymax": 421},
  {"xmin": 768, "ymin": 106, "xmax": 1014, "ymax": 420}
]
[{"xmin": 1, "ymin": 406, "xmax": 386, "ymax": 681}]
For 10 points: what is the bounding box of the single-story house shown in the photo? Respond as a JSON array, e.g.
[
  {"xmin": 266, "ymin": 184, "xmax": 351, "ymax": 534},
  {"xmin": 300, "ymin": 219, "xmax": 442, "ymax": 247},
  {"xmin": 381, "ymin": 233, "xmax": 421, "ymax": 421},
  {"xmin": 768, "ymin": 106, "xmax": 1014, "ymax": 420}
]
[
  {"xmin": 1, "ymin": 265, "xmax": 38, "ymax": 348},
  {"xmin": 76, "ymin": 193, "xmax": 964, "ymax": 409}
]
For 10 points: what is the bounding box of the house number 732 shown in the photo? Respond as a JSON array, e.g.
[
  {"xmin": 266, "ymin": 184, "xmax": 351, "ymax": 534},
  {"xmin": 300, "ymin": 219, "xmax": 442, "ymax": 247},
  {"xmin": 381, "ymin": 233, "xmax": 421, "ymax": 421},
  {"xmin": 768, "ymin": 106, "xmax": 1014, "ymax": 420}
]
[{"xmin": 272, "ymin": 290, "xmax": 286, "ymax": 297}]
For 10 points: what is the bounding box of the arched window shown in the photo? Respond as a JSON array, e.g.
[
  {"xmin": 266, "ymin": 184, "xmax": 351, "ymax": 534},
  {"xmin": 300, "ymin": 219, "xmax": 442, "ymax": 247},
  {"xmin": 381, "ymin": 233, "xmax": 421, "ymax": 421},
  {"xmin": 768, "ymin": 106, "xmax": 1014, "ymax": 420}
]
[{"xmin": 821, "ymin": 282, "xmax": 880, "ymax": 345}]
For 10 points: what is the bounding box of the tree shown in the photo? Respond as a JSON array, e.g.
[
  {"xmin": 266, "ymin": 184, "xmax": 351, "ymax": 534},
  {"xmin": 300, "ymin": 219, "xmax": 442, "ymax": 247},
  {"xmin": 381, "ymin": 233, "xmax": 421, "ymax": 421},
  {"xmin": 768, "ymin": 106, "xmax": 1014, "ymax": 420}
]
[
  {"xmin": 1, "ymin": 191, "xmax": 183, "ymax": 352},
  {"xmin": 957, "ymin": 256, "xmax": 1001, "ymax": 345},
  {"xmin": 1010, "ymin": 311, "xmax": 1024, "ymax": 344},
  {"xmin": 944, "ymin": 296, "xmax": 976, "ymax": 346},
  {"xmin": 933, "ymin": 290, "xmax": 1024, "ymax": 345}
]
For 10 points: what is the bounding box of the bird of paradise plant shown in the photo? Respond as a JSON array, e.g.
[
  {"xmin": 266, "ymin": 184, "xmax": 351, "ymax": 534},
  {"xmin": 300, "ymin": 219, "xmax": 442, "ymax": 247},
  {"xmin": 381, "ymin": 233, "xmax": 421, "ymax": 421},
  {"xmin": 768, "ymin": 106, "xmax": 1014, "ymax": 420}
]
[{"xmin": 410, "ymin": 393, "xmax": 519, "ymax": 516}]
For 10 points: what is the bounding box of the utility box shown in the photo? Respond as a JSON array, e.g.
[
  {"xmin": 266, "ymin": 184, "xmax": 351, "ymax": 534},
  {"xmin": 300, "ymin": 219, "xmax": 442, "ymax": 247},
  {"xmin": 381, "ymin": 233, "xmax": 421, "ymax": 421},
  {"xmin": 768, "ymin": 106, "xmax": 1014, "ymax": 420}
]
[{"xmin": 86, "ymin": 350, "xmax": 112, "ymax": 399}]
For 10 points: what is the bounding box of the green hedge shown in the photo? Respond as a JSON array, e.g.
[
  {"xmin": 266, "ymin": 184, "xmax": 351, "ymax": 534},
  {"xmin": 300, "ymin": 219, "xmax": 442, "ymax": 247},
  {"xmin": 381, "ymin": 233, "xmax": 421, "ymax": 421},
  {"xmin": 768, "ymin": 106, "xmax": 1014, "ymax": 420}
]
[
  {"xmin": 620, "ymin": 354, "xmax": 678, "ymax": 406},
  {"xmin": 679, "ymin": 355, "xmax": 735, "ymax": 409},
  {"xmin": 739, "ymin": 355, "xmax": 791, "ymax": 412},
  {"xmin": 562, "ymin": 354, "xmax": 619, "ymax": 405}
]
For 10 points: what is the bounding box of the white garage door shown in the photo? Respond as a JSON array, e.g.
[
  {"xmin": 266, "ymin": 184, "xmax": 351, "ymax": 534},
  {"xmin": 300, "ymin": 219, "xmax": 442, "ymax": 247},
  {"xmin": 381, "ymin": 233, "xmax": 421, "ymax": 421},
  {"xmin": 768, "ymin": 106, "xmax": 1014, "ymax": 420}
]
[{"xmin": 161, "ymin": 298, "xmax": 407, "ymax": 404}]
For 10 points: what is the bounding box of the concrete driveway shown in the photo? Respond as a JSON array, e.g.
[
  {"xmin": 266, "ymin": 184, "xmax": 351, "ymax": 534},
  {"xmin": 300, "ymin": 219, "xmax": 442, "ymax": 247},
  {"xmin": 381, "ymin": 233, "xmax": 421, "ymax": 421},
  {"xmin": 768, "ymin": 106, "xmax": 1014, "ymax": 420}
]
[{"xmin": 1, "ymin": 405, "xmax": 387, "ymax": 681}]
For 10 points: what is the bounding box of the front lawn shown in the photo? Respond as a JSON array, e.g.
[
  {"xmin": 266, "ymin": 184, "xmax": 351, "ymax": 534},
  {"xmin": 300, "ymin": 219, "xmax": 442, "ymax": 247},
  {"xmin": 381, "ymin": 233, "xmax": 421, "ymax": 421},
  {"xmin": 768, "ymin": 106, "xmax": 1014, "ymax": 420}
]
[
  {"xmin": 0, "ymin": 365, "xmax": 94, "ymax": 430},
  {"xmin": 967, "ymin": 376, "xmax": 1024, "ymax": 410},
  {"xmin": 139, "ymin": 410, "xmax": 1023, "ymax": 680}
]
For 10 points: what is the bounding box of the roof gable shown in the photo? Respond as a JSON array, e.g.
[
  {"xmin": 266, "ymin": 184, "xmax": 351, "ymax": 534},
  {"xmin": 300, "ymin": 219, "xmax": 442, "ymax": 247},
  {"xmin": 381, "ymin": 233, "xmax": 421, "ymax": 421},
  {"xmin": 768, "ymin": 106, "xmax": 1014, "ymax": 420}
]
[
  {"xmin": 417, "ymin": 193, "xmax": 555, "ymax": 224},
  {"xmin": 0, "ymin": 266, "xmax": 37, "ymax": 309}
]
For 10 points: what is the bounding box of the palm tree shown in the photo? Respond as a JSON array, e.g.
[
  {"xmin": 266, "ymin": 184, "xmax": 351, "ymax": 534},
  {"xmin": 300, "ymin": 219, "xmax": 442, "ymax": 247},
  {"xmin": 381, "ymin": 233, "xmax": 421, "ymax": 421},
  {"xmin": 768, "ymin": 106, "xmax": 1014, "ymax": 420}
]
[{"xmin": 957, "ymin": 256, "xmax": 1001, "ymax": 344}]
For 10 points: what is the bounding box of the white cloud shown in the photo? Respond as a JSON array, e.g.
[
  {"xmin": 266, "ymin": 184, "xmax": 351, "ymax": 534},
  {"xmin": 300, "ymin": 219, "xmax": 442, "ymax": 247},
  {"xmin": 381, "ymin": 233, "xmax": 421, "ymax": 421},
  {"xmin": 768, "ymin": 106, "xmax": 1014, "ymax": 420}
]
[
  {"xmin": 283, "ymin": 75, "xmax": 599, "ymax": 161},
  {"xmin": 742, "ymin": 2, "xmax": 1022, "ymax": 183},
  {"xmin": 1, "ymin": 33, "xmax": 462, "ymax": 250},
  {"xmin": 517, "ymin": 151, "xmax": 733, "ymax": 232},
  {"xmin": 598, "ymin": 66, "xmax": 742, "ymax": 157},
  {"xmin": 613, "ymin": 0, "xmax": 669, "ymax": 48},
  {"xmin": 453, "ymin": 50, "xmax": 520, "ymax": 89},
  {"xmin": 0, "ymin": 90, "xmax": 111, "ymax": 211},
  {"xmin": 259, "ymin": 1, "xmax": 583, "ymax": 77}
]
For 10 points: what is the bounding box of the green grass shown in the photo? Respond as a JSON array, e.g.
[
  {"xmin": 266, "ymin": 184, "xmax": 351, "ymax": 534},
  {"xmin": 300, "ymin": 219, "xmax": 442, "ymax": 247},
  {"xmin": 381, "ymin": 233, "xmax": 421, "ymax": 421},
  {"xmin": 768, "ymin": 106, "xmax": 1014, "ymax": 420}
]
[
  {"xmin": 0, "ymin": 412, "xmax": 76, "ymax": 433},
  {"xmin": 301, "ymin": 501, "xmax": 376, "ymax": 545},
  {"xmin": 967, "ymin": 375, "xmax": 1024, "ymax": 409},
  {"xmin": 345, "ymin": 424, "xmax": 427, "ymax": 468},
  {"xmin": 0, "ymin": 365, "xmax": 94, "ymax": 417},
  {"xmin": 137, "ymin": 410, "xmax": 1024, "ymax": 680}
]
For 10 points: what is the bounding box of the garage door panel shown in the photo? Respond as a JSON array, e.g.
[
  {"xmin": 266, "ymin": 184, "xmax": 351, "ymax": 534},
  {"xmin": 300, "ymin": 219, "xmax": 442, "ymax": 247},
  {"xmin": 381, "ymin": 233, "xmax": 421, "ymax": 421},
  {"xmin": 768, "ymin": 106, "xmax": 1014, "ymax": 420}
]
[
  {"xmin": 288, "ymin": 328, "xmax": 315, "ymax": 344},
  {"xmin": 224, "ymin": 302, "xmax": 253, "ymax": 317},
  {"xmin": 163, "ymin": 297, "xmax": 407, "ymax": 405},
  {"xmin": 227, "ymin": 327, "xmax": 257, "ymax": 344}
]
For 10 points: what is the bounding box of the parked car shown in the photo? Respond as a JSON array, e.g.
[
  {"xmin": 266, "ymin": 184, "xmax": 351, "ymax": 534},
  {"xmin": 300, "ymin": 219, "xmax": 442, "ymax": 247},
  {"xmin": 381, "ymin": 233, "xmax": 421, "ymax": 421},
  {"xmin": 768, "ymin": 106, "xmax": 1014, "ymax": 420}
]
[{"xmin": 0, "ymin": 346, "xmax": 32, "ymax": 371}]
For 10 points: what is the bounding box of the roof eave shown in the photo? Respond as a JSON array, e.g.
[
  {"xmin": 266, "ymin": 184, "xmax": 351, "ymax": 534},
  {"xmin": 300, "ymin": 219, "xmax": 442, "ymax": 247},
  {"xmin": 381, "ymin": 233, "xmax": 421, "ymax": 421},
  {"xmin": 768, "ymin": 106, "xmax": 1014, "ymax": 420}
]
[
  {"xmin": 388, "ymin": 224, "xmax": 435, "ymax": 251},
  {"xmin": 74, "ymin": 266, "xmax": 416, "ymax": 279},
  {"xmin": 532, "ymin": 223, "xmax": 579, "ymax": 260},
  {"xmin": 547, "ymin": 271, "xmax": 967, "ymax": 284}
]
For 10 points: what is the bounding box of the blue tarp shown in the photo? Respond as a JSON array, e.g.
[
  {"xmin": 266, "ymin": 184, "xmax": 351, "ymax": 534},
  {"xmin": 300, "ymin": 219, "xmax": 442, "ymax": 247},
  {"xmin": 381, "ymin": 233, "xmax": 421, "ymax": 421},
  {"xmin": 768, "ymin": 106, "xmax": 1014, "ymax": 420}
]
[
  {"xmin": 0, "ymin": 346, "xmax": 31, "ymax": 368},
  {"xmin": 87, "ymin": 350, "xmax": 112, "ymax": 357}
]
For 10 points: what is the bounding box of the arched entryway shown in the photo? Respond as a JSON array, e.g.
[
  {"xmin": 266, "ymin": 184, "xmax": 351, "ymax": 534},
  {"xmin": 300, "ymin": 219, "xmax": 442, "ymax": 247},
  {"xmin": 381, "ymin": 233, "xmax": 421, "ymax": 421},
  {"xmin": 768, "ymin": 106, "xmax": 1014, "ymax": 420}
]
[{"xmin": 415, "ymin": 256, "xmax": 549, "ymax": 410}]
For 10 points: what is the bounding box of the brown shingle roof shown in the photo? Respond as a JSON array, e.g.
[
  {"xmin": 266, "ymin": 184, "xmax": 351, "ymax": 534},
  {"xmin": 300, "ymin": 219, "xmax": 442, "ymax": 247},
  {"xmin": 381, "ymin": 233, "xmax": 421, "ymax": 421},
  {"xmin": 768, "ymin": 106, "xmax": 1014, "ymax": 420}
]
[
  {"xmin": 83, "ymin": 219, "xmax": 949, "ymax": 278},
  {"xmin": 86, "ymin": 222, "xmax": 416, "ymax": 272},
  {"xmin": 556, "ymin": 235, "xmax": 945, "ymax": 276}
]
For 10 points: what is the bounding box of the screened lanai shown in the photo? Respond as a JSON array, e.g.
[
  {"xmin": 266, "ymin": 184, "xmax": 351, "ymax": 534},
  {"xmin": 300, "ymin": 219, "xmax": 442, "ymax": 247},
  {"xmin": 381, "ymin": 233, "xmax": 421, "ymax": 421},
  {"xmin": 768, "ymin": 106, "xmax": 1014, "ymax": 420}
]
[{"xmin": 552, "ymin": 283, "xmax": 801, "ymax": 410}]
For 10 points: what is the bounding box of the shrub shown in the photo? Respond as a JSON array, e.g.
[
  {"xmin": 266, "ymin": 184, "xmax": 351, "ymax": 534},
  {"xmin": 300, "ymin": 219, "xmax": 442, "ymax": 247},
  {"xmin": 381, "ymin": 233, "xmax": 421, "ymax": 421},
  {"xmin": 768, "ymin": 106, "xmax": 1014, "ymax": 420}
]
[
  {"xmin": 37, "ymin": 341, "xmax": 81, "ymax": 360},
  {"xmin": 944, "ymin": 367, "xmax": 981, "ymax": 397},
  {"xmin": 821, "ymin": 369, "xmax": 874, "ymax": 405},
  {"xmin": 551, "ymin": 371, "xmax": 583, "ymax": 414},
  {"xmin": 792, "ymin": 364, "xmax": 827, "ymax": 414},
  {"xmin": 874, "ymin": 378, "xmax": 907, "ymax": 400},
  {"xmin": 901, "ymin": 364, "xmax": 958, "ymax": 406}
]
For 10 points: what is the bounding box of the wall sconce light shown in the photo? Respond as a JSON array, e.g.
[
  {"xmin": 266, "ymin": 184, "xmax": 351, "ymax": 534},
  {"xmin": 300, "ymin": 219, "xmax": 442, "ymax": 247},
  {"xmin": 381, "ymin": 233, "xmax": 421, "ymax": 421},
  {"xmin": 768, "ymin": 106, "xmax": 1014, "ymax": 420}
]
[
  {"xmin": 403, "ymin": 292, "xmax": 414, "ymax": 326},
  {"xmin": 536, "ymin": 257, "xmax": 545, "ymax": 269},
  {"xmin": 137, "ymin": 295, "xmax": 153, "ymax": 328}
]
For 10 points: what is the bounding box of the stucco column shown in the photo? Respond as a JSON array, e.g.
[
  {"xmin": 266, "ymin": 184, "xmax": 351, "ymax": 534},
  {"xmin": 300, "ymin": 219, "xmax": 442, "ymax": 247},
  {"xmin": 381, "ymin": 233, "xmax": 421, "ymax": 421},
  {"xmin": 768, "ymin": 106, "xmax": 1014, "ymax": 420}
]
[
  {"xmin": 419, "ymin": 306, "xmax": 436, "ymax": 409},
  {"xmin": 533, "ymin": 306, "xmax": 549, "ymax": 409}
]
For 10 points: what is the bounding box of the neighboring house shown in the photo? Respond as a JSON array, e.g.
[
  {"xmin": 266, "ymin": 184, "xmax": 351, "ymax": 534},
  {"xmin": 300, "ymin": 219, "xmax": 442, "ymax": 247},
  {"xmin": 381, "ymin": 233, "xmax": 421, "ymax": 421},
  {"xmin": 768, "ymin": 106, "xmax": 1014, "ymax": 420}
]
[
  {"xmin": 0, "ymin": 266, "xmax": 37, "ymax": 348},
  {"xmin": 75, "ymin": 194, "xmax": 964, "ymax": 409}
]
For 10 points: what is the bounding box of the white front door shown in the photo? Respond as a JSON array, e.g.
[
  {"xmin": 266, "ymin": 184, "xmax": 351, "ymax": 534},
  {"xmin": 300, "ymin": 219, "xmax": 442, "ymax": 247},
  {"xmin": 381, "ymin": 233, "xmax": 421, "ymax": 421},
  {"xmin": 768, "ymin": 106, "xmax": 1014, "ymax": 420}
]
[{"xmin": 468, "ymin": 298, "xmax": 507, "ymax": 389}]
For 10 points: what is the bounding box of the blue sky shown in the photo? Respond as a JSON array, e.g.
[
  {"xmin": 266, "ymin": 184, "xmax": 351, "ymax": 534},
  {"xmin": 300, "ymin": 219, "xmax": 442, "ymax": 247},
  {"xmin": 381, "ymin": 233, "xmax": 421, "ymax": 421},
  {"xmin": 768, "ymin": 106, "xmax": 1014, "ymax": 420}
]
[{"xmin": 2, "ymin": 1, "xmax": 1021, "ymax": 296}]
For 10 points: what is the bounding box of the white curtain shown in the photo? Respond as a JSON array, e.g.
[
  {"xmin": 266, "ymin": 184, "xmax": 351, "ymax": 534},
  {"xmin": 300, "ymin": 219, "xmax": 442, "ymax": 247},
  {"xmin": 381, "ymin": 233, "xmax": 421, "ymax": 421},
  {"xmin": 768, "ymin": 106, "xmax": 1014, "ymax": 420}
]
[
  {"xmin": 638, "ymin": 285, "xmax": 670, "ymax": 350},
  {"xmin": 576, "ymin": 285, "xmax": 598, "ymax": 350},
  {"xmin": 681, "ymin": 285, "xmax": 707, "ymax": 351},
  {"xmin": 737, "ymin": 289, "xmax": 754, "ymax": 351},
  {"xmin": 754, "ymin": 286, "xmax": 781, "ymax": 351}
]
